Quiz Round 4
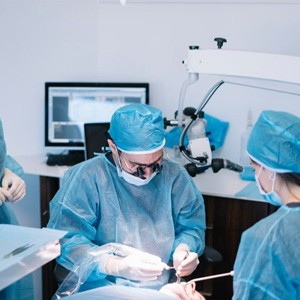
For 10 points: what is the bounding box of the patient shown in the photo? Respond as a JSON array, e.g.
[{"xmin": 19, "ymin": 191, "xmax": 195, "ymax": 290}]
[{"xmin": 160, "ymin": 282, "xmax": 205, "ymax": 300}]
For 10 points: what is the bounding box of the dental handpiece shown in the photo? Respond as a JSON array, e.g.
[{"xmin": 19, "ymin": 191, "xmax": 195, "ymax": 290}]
[
  {"xmin": 162, "ymin": 263, "xmax": 175, "ymax": 270},
  {"xmin": 161, "ymin": 263, "xmax": 181, "ymax": 282},
  {"xmin": 176, "ymin": 250, "xmax": 189, "ymax": 283}
]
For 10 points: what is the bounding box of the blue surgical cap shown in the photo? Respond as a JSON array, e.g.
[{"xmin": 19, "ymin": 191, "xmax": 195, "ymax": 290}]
[
  {"xmin": 0, "ymin": 119, "xmax": 6, "ymax": 181},
  {"xmin": 108, "ymin": 104, "xmax": 166, "ymax": 154},
  {"xmin": 247, "ymin": 110, "xmax": 300, "ymax": 173}
]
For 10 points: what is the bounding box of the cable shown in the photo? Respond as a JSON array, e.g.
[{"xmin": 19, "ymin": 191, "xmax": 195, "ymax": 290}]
[
  {"xmin": 179, "ymin": 80, "xmax": 225, "ymax": 165},
  {"xmin": 196, "ymin": 80, "xmax": 225, "ymax": 113}
]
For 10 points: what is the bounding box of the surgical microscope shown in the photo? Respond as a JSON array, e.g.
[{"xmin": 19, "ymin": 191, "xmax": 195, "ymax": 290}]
[{"xmin": 164, "ymin": 37, "xmax": 300, "ymax": 177}]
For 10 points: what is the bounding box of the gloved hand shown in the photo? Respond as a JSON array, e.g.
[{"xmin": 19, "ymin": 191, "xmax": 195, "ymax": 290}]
[
  {"xmin": 173, "ymin": 244, "xmax": 199, "ymax": 277},
  {"xmin": 105, "ymin": 252, "xmax": 164, "ymax": 281},
  {"xmin": 1, "ymin": 168, "xmax": 26, "ymax": 204}
]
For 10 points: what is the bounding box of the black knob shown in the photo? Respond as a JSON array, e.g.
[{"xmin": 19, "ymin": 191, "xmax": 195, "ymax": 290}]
[
  {"xmin": 189, "ymin": 45, "xmax": 199, "ymax": 50},
  {"xmin": 214, "ymin": 37, "xmax": 227, "ymax": 49},
  {"xmin": 183, "ymin": 107, "xmax": 196, "ymax": 117}
]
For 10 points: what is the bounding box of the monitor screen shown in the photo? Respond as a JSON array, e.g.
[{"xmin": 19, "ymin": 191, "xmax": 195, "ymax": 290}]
[
  {"xmin": 45, "ymin": 82, "xmax": 149, "ymax": 150},
  {"xmin": 84, "ymin": 122, "xmax": 110, "ymax": 160}
]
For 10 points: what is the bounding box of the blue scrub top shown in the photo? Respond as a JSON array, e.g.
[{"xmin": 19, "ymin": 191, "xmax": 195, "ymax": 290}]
[
  {"xmin": 48, "ymin": 153, "xmax": 206, "ymax": 291},
  {"xmin": 0, "ymin": 117, "xmax": 33, "ymax": 300},
  {"xmin": 233, "ymin": 203, "xmax": 300, "ymax": 299}
]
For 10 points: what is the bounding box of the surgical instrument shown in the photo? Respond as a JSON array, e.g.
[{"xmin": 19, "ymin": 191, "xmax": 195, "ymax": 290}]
[
  {"xmin": 3, "ymin": 243, "xmax": 34, "ymax": 259},
  {"xmin": 186, "ymin": 270, "xmax": 234, "ymax": 285},
  {"xmin": 162, "ymin": 263, "xmax": 175, "ymax": 270},
  {"xmin": 161, "ymin": 263, "xmax": 182, "ymax": 283},
  {"xmin": 175, "ymin": 250, "xmax": 190, "ymax": 284}
]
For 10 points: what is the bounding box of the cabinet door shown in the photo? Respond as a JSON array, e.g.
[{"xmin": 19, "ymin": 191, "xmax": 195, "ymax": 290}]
[
  {"xmin": 192, "ymin": 195, "xmax": 277, "ymax": 300},
  {"xmin": 40, "ymin": 176, "xmax": 60, "ymax": 300}
]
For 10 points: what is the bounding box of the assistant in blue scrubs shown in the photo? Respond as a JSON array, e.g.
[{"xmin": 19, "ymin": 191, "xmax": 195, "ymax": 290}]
[
  {"xmin": 0, "ymin": 118, "xmax": 33, "ymax": 300},
  {"xmin": 233, "ymin": 110, "xmax": 300, "ymax": 299}
]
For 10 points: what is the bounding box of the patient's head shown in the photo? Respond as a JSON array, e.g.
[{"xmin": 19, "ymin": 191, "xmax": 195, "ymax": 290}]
[{"xmin": 160, "ymin": 281, "xmax": 205, "ymax": 300}]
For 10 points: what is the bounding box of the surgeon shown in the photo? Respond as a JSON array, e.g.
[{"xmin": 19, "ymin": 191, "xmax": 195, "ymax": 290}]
[
  {"xmin": 233, "ymin": 110, "xmax": 300, "ymax": 299},
  {"xmin": 0, "ymin": 118, "xmax": 32, "ymax": 300},
  {"xmin": 48, "ymin": 103, "xmax": 205, "ymax": 293}
]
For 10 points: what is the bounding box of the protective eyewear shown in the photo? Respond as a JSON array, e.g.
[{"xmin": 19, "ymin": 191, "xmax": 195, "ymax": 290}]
[{"xmin": 118, "ymin": 152, "xmax": 164, "ymax": 178}]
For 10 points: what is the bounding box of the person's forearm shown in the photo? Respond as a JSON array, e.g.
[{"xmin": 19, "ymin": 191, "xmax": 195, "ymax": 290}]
[{"xmin": 5, "ymin": 155, "xmax": 24, "ymax": 177}]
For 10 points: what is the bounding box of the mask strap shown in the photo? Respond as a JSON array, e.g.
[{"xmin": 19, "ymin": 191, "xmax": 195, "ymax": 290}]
[
  {"xmin": 257, "ymin": 165, "xmax": 263, "ymax": 178},
  {"xmin": 115, "ymin": 150, "xmax": 123, "ymax": 171},
  {"xmin": 270, "ymin": 172, "xmax": 277, "ymax": 192},
  {"xmin": 163, "ymin": 147, "xmax": 170, "ymax": 160},
  {"xmin": 258, "ymin": 166, "xmax": 277, "ymax": 193}
]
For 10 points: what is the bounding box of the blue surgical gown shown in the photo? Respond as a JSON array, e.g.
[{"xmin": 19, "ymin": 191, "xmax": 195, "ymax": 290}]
[
  {"xmin": 0, "ymin": 136, "xmax": 34, "ymax": 300},
  {"xmin": 233, "ymin": 203, "xmax": 300, "ymax": 300},
  {"xmin": 47, "ymin": 154, "xmax": 205, "ymax": 291}
]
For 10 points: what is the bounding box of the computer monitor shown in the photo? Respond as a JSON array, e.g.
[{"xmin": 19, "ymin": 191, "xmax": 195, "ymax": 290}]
[
  {"xmin": 84, "ymin": 122, "xmax": 110, "ymax": 160},
  {"xmin": 45, "ymin": 82, "xmax": 149, "ymax": 152}
]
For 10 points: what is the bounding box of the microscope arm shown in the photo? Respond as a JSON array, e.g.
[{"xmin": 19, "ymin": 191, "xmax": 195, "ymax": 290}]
[
  {"xmin": 174, "ymin": 42, "xmax": 300, "ymax": 174},
  {"xmin": 183, "ymin": 47, "xmax": 300, "ymax": 85}
]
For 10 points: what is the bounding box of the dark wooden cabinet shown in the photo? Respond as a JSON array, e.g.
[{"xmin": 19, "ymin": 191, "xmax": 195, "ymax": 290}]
[
  {"xmin": 40, "ymin": 176, "xmax": 60, "ymax": 300},
  {"xmin": 194, "ymin": 195, "xmax": 278, "ymax": 300}
]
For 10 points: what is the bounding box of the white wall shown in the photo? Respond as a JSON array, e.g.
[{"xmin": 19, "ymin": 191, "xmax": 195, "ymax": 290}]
[
  {"xmin": 1, "ymin": 1, "xmax": 300, "ymax": 299},
  {"xmin": 95, "ymin": 2, "xmax": 300, "ymax": 161},
  {"xmin": 0, "ymin": 0, "xmax": 98, "ymax": 156},
  {"xmin": 1, "ymin": 1, "xmax": 300, "ymax": 158}
]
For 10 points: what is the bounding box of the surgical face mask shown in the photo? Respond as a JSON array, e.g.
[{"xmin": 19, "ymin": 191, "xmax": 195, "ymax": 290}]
[
  {"xmin": 255, "ymin": 166, "xmax": 282, "ymax": 206},
  {"xmin": 116, "ymin": 167, "xmax": 158, "ymax": 186},
  {"xmin": 115, "ymin": 151, "xmax": 161, "ymax": 186}
]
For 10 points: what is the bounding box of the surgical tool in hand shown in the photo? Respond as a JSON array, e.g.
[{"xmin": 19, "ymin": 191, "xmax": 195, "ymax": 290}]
[
  {"xmin": 176, "ymin": 250, "xmax": 189, "ymax": 284},
  {"xmin": 162, "ymin": 263, "xmax": 176, "ymax": 270},
  {"xmin": 162, "ymin": 263, "xmax": 181, "ymax": 283}
]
